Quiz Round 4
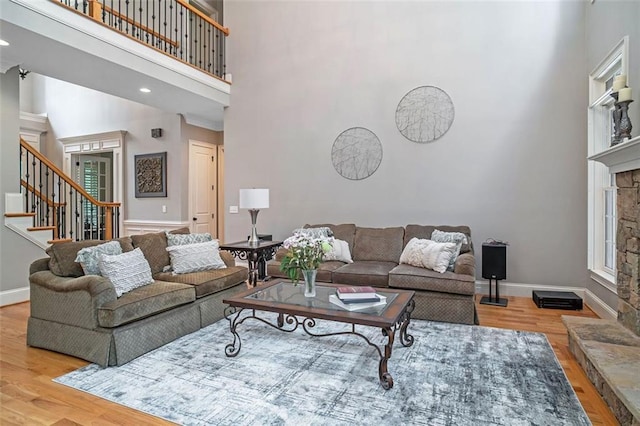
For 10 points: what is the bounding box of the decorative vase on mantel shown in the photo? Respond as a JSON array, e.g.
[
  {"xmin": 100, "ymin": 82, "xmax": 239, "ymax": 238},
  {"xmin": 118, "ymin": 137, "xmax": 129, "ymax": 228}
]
[{"xmin": 301, "ymin": 269, "xmax": 317, "ymax": 297}]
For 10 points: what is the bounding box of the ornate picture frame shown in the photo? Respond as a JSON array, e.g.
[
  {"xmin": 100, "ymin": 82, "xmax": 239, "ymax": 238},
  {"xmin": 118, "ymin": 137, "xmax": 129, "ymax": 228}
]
[{"xmin": 134, "ymin": 152, "xmax": 167, "ymax": 198}]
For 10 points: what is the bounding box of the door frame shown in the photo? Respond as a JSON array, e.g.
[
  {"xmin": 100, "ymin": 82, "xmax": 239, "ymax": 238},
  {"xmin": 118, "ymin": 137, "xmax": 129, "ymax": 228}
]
[
  {"xmin": 188, "ymin": 139, "xmax": 219, "ymax": 236},
  {"xmin": 59, "ymin": 130, "xmax": 126, "ymax": 234}
]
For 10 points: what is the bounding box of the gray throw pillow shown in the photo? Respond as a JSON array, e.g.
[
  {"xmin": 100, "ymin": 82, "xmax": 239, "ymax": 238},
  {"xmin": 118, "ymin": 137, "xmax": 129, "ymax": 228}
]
[
  {"xmin": 293, "ymin": 227, "xmax": 333, "ymax": 238},
  {"xmin": 431, "ymin": 229, "xmax": 468, "ymax": 272},
  {"xmin": 99, "ymin": 248, "xmax": 154, "ymax": 297},
  {"xmin": 75, "ymin": 240, "xmax": 122, "ymax": 276},
  {"xmin": 166, "ymin": 232, "xmax": 213, "ymax": 246}
]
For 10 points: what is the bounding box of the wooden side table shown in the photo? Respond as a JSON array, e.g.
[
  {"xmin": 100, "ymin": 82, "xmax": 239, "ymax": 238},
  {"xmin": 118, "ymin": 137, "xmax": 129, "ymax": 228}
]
[{"xmin": 219, "ymin": 240, "xmax": 283, "ymax": 287}]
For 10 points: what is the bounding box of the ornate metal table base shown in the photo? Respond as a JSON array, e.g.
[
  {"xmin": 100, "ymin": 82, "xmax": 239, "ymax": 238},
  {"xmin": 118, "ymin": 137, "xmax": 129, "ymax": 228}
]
[
  {"xmin": 219, "ymin": 241, "xmax": 282, "ymax": 287},
  {"xmin": 223, "ymin": 299, "xmax": 415, "ymax": 390}
]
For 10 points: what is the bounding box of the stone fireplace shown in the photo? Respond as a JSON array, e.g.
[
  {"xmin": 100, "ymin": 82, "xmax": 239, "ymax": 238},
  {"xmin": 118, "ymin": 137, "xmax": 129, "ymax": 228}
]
[{"xmin": 616, "ymin": 169, "xmax": 640, "ymax": 337}]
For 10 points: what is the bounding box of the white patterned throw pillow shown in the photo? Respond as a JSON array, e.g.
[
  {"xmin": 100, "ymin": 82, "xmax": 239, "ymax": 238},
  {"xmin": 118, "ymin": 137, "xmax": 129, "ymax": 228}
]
[
  {"xmin": 293, "ymin": 227, "xmax": 333, "ymax": 239},
  {"xmin": 98, "ymin": 248, "xmax": 154, "ymax": 297},
  {"xmin": 166, "ymin": 240, "xmax": 226, "ymax": 274},
  {"xmin": 75, "ymin": 240, "xmax": 122, "ymax": 276},
  {"xmin": 399, "ymin": 238, "xmax": 457, "ymax": 273},
  {"xmin": 323, "ymin": 239, "xmax": 354, "ymax": 263},
  {"xmin": 431, "ymin": 229, "xmax": 468, "ymax": 271},
  {"xmin": 166, "ymin": 232, "xmax": 214, "ymax": 247}
]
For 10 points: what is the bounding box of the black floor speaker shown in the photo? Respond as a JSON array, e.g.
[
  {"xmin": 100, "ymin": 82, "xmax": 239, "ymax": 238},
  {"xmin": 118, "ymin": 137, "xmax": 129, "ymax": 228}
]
[{"xmin": 480, "ymin": 243, "xmax": 508, "ymax": 307}]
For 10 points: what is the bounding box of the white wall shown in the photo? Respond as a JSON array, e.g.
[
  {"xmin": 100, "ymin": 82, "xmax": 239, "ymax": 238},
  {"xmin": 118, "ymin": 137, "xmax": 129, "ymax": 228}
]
[
  {"xmin": 224, "ymin": 1, "xmax": 589, "ymax": 288},
  {"xmin": 585, "ymin": 1, "xmax": 640, "ymax": 309},
  {"xmin": 0, "ymin": 67, "xmax": 46, "ymax": 296}
]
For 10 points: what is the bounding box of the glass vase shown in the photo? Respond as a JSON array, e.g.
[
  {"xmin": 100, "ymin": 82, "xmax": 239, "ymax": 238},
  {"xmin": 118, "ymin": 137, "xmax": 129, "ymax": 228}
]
[{"xmin": 301, "ymin": 269, "xmax": 317, "ymax": 297}]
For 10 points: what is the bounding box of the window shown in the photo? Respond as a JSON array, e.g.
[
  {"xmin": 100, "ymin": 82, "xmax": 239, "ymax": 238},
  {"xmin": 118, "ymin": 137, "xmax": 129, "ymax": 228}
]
[{"xmin": 587, "ymin": 37, "xmax": 628, "ymax": 289}]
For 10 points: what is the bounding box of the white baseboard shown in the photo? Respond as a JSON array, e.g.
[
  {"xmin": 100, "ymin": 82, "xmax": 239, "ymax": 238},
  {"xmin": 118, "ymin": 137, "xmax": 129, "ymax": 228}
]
[
  {"xmin": 123, "ymin": 220, "xmax": 192, "ymax": 236},
  {"xmin": 475, "ymin": 280, "xmax": 616, "ymax": 320},
  {"xmin": 0, "ymin": 286, "xmax": 30, "ymax": 307}
]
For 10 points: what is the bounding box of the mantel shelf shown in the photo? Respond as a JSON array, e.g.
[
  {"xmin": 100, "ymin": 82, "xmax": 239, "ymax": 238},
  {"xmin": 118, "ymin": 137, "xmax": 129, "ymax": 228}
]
[{"xmin": 588, "ymin": 136, "xmax": 640, "ymax": 174}]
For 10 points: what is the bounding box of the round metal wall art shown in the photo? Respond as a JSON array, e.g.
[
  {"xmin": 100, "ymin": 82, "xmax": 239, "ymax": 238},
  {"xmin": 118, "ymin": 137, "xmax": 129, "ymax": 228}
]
[
  {"xmin": 331, "ymin": 127, "xmax": 383, "ymax": 181},
  {"xmin": 395, "ymin": 86, "xmax": 455, "ymax": 143}
]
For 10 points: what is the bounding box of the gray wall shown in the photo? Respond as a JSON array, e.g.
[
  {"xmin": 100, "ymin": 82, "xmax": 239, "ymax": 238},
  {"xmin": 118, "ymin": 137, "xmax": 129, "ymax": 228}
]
[
  {"xmin": 585, "ymin": 0, "xmax": 640, "ymax": 308},
  {"xmin": 224, "ymin": 1, "xmax": 589, "ymax": 288},
  {"xmin": 28, "ymin": 75, "xmax": 187, "ymax": 222},
  {"xmin": 1, "ymin": 67, "xmax": 46, "ymax": 293}
]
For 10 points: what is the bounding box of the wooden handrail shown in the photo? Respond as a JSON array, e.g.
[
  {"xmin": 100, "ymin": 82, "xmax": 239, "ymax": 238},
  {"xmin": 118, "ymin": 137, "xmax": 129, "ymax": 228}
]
[
  {"xmin": 20, "ymin": 138, "xmax": 120, "ymax": 209},
  {"xmin": 89, "ymin": 1, "xmax": 180, "ymax": 48},
  {"xmin": 175, "ymin": 0, "xmax": 229, "ymax": 35},
  {"xmin": 20, "ymin": 180, "xmax": 65, "ymax": 208}
]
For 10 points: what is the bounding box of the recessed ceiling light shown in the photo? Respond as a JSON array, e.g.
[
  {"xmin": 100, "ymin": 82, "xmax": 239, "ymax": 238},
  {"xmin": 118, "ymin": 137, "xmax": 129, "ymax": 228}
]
[
  {"xmin": 140, "ymin": 87, "xmax": 151, "ymax": 93},
  {"xmin": 0, "ymin": 39, "xmax": 9, "ymax": 46}
]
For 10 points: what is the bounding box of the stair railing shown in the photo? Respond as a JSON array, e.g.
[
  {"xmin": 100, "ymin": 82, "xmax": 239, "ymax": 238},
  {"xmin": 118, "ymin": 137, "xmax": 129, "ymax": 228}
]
[
  {"xmin": 20, "ymin": 138, "xmax": 121, "ymax": 242},
  {"xmin": 54, "ymin": 0, "xmax": 229, "ymax": 81}
]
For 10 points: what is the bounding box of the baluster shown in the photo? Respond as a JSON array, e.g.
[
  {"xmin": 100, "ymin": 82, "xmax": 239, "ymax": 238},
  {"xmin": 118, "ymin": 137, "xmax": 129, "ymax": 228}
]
[
  {"xmin": 151, "ymin": 0, "xmax": 155, "ymax": 47},
  {"xmin": 215, "ymin": 31, "xmax": 220, "ymax": 76},
  {"xmin": 169, "ymin": 2, "xmax": 174, "ymax": 55},
  {"xmin": 179, "ymin": 8, "xmax": 184, "ymax": 60},
  {"xmin": 206, "ymin": 27, "xmax": 211, "ymax": 72},
  {"xmin": 45, "ymin": 165, "xmax": 50, "ymax": 226},
  {"xmin": 125, "ymin": 0, "xmax": 129, "ymax": 34},
  {"xmin": 31, "ymin": 153, "xmax": 36, "ymax": 214},
  {"xmin": 39, "ymin": 160, "xmax": 43, "ymax": 225}
]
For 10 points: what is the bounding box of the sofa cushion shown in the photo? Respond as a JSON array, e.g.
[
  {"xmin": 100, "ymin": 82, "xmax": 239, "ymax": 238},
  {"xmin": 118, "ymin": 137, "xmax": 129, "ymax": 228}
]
[
  {"xmin": 97, "ymin": 281, "xmax": 195, "ymax": 328},
  {"xmin": 405, "ymin": 225, "xmax": 473, "ymax": 253},
  {"xmin": 399, "ymin": 238, "xmax": 457, "ymax": 273},
  {"xmin": 166, "ymin": 241, "xmax": 226, "ymax": 274},
  {"xmin": 389, "ymin": 264, "xmax": 475, "ymax": 295},
  {"xmin": 153, "ymin": 266, "xmax": 248, "ymax": 298},
  {"xmin": 306, "ymin": 224, "xmax": 356, "ymax": 251},
  {"xmin": 332, "ymin": 261, "xmax": 397, "ymax": 288},
  {"xmin": 99, "ymin": 248, "xmax": 154, "ymax": 297},
  {"xmin": 131, "ymin": 231, "xmax": 170, "ymax": 274},
  {"xmin": 46, "ymin": 237, "xmax": 133, "ymax": 277},
  {"xmin": 353, "ymin": 227, "xmax": 404, "ymax": 263}
]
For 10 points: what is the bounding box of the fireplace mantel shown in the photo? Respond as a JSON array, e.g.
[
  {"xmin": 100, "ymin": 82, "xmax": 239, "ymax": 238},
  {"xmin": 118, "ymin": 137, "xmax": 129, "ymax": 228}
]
[{"xmin": 588, "ymin": 135, "xmax": 640, "ymax": 173}]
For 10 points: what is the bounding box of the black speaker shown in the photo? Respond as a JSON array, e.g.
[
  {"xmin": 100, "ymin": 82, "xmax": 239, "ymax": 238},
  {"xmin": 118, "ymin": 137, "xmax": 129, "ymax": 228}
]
[{"xmin": 482, "ymin": 243, "xmax": 507, "ymax": 280}]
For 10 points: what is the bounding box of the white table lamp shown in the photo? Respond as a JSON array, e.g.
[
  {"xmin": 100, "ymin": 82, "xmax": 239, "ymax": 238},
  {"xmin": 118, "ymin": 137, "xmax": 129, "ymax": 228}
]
[{"xmin": 239, "ymin": 188, "xmax": 269, "ymax": 246}]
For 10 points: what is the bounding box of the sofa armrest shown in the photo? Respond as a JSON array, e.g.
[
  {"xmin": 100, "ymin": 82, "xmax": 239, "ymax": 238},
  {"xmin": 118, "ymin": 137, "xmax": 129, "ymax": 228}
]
[
  {"xmin": 29, "ymin": 271, "xmax": 118, "ymax": 329},
  {"xmin": 274, "ymin": 247, "xmax": 288, "ymax": 262},
  {"xmin": 454, "ymin": 252, "xmax": 475, "ymax": 277},
  {"xmin": 30, "ymin": 258, "xmax": 51, "ymax": 275},
  {"xmin": 220, "ymin": 250, "xmax": 235, "ymax": 267}
]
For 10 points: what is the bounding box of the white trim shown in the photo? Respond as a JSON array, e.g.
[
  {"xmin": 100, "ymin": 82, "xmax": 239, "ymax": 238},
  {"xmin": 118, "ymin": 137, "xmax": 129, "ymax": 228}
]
[
  {"xmin": 19, "ymin": 111, "xmax": 47, "ymax": 124},
  {"xmin": 475, "ymin": 280, "xmax": 616, "ymax": 320},
  {"xmin": 0, "ymin": 287, "xmax": 30, "ymax": 306},
  {"xmin": 589, "ymin": 269, "xmax": 617, "ymax": 294},
  {"xmin": 584, "ymin": 290, "xmax": 617, "ymax": 320},
  {"xmin": 588, "ymin": 135, "xmax": 640, "ymax": 173},
  {"xmin": 123, "ymin": 220, "xmax": 191, "ymax": 236}
]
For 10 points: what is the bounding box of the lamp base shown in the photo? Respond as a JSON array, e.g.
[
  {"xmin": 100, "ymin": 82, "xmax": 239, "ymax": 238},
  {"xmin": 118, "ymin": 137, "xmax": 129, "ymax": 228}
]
[{"xmin": 248, "ymin": 209, "xmax": 260, "ymax": 246}]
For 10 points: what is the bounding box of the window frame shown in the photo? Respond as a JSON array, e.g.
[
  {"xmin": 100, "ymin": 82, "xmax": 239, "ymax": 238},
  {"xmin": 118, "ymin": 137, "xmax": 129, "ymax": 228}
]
[{"xmin": 587, "ymin": 36, "xmax": 628, "ymax": 291}]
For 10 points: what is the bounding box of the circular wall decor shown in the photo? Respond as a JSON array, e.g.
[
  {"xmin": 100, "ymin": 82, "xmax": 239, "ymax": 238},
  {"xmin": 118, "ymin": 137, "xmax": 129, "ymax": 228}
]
[
  {"xmin": 395, "ymin": 86, "xmax": 455, "ymax": 143},
  {"xmin": 331, "ymin": 127, "xmax": 383, "ymax": 180}
]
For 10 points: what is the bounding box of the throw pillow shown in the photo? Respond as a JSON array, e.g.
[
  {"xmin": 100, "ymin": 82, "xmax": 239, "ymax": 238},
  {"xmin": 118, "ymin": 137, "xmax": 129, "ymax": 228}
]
[
  {"xmin": 166, "ymin": 232, "xmax": 214, "ymax": 247},
  {"xmin": 74, "ymin": 240, "xmax": 123, "ymax": 276},
  {"xmin": 98, "ymin": 248, "xmax": 154, "ymax": 297},
  {"xmin": 399, "ymin": 238, "xmax": 457, "ymax": 273},
  {"xmin": 431, "ymin": 229, "xmax": 468, "ymax": 271},
  {"xmin": 293, "ymin": 227, "xmax": 333, "ymax": 238},
  {"xmin": 323, "ymin": 239, "xmax": 354, "ymax": 263},
  {"xmin": 165, "ymin": 241, "xmax": 226, "ymax": 274}
]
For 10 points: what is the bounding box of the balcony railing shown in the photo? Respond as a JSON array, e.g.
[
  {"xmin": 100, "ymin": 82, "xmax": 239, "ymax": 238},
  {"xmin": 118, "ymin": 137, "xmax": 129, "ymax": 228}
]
[{"xmin": 55, "ymin": 0, "xmax": 229, "ymax": 80}]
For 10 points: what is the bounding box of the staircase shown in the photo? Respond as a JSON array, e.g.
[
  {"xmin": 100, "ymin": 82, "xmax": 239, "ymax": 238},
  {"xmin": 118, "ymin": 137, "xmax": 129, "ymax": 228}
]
[{"xmin": 4, "ymin": 139, "xmax": 121, "ymax": 249}]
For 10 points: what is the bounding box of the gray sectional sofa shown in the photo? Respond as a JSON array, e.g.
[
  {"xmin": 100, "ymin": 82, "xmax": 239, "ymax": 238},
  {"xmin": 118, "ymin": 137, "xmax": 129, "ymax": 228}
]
[
  {"xmin": 266, "ymin": 224, "xmax": 478, "ymax": 325},
  {"xmin": 27, "ymin": 229, "xmax": 248, "ymax": 367}
]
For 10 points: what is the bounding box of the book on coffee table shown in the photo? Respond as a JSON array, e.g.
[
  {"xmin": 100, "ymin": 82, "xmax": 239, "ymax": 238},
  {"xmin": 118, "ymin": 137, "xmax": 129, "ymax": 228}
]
[
  {"xmin": 329, "ymin": 294, "xmax": 387, "ymax": 311},
  {"xmin": 336, "ymin": 286, "xmax": 377, "ymax": 300}
]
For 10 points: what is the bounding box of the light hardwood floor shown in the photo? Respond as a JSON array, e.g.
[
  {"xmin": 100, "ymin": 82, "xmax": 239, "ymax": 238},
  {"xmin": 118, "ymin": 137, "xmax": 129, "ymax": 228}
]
[{"xmin": 1, "ymin": 296, "xmax": 619, "ymax": 425}]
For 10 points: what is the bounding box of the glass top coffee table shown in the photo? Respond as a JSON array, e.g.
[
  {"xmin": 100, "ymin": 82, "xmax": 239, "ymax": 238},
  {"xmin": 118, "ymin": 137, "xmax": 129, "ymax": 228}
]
[{"xmin": 223, "ymin": 279, "xmax": 415, "ymax": 389}]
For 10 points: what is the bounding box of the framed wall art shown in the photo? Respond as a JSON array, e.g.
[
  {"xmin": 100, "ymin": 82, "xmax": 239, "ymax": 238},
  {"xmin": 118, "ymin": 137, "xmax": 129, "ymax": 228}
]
[{"xmin": 134, "ymin": 152, "xmax": 167, "ymax": 198}]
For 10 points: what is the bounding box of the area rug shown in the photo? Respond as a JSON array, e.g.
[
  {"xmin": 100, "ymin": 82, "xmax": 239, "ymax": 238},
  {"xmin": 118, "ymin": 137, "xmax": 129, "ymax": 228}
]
[{"xmin": 54, "ymin": 315, "xmax": 590, "ymax": 425}]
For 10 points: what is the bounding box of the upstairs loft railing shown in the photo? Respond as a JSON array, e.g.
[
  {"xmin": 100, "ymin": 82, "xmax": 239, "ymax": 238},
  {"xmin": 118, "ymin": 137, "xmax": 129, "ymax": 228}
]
[
  {"xmin": 54, "ymin": 0, "xmax": 229, "ymax": 80},
  {"xmin": 20, "ymin": 138, "xmax": 121, "ymax": 242}
]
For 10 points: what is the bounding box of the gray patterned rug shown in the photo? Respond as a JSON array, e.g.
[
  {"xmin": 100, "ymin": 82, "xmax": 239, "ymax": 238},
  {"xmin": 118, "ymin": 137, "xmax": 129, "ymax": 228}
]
[{"xmin": 54, "ymin": 315, "xmax": 590, "ymax": 425}]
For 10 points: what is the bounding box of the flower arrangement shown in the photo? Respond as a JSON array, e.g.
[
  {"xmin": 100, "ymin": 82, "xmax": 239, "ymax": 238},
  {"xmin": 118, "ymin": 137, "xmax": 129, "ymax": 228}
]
[{"xmin": 280, "ymin": 232, "xmax": 334, "ymax": 283}]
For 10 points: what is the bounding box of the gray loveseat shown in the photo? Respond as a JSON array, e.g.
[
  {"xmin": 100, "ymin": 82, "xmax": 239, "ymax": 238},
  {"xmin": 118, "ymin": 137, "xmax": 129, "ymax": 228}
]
[
  {"xmin": 266, "ymin": 224, "xmax": 478, "ymax": 325},
  {"xmin": 27, "ymin": 229, "xmax": 248, "ymax": 367}
]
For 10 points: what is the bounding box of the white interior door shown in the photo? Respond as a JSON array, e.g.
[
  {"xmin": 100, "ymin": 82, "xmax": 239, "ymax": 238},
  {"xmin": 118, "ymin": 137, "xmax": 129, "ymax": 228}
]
[{"xmin": 189, "ymin": 140, "xmax": 217, "ymax": 237}]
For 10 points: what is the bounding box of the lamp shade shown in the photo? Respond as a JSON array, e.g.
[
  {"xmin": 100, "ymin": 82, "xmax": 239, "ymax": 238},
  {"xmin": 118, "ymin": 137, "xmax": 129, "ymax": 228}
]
[{"xmin": 239, "ymin": 188, "xmax": 269, "ymax": 209}]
